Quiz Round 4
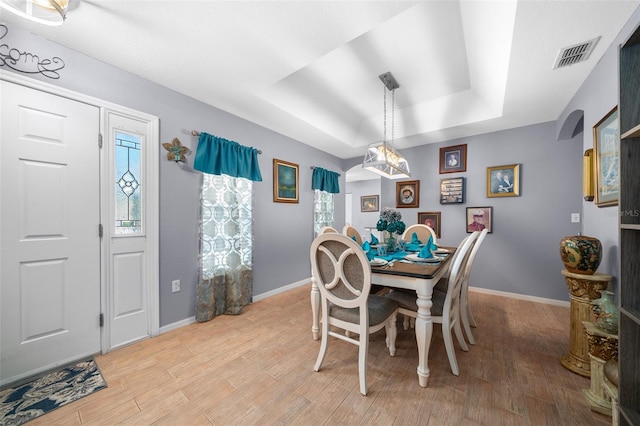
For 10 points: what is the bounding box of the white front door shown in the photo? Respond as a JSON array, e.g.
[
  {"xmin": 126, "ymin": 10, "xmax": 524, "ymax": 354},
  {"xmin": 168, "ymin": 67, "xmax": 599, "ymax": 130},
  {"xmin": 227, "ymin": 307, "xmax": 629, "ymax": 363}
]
[{"xmin": 0, "ymin": 80, "xmax": 101, "ymax": 385}]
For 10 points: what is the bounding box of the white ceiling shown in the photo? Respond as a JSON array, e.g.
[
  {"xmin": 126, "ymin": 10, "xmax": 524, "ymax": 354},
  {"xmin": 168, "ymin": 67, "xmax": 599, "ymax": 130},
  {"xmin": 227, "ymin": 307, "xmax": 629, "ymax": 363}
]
[{"xmin": 3, "ymin": 1, "xmax": 639, "ymax": 174}]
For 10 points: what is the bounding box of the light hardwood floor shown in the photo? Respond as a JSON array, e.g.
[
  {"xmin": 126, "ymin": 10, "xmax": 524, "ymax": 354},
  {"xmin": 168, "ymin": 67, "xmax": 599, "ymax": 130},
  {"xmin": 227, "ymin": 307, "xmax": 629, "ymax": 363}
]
[{"xmin": 32, "ymin": 285, "xmax": 612, "ymax": 425}]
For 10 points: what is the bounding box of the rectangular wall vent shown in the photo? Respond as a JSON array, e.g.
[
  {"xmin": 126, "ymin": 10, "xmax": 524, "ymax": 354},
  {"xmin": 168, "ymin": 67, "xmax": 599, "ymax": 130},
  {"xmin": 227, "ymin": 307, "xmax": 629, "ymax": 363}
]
[{"xmin": 553, "ymin": 37, "xmax": 600, "ymax": 69}]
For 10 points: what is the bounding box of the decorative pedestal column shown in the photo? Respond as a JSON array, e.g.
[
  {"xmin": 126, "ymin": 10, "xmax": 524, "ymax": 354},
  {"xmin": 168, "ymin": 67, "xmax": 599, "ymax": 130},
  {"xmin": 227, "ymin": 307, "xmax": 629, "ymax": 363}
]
[
  {"xmin": 582, "ymin": 321, "xmax": 618, "ymax": 416},
  {"xmin": 560, "ymin": 270, "xmax": 612, "ymax": 377}
]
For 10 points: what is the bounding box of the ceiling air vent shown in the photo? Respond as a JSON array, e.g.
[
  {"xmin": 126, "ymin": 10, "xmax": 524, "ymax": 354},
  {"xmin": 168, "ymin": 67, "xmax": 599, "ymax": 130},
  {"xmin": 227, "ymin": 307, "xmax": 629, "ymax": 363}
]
[{"xmin": 553, "ymin": 37, "xmax": 600, "ymax": 69}]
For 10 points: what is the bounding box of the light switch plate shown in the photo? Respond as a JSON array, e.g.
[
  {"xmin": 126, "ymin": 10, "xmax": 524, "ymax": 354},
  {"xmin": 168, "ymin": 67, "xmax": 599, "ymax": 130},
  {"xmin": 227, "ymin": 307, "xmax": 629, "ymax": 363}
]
[{"xmin": 571, "ymin": 213, "xmax": 580, "ymax": 223}]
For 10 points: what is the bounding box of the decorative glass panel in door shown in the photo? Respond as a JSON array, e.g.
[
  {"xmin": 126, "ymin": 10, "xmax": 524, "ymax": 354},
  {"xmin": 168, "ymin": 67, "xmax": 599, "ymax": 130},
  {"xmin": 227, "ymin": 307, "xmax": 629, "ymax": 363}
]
[{"xmin": 115, "ymin": 131, "xmax": 141, "ymax": 234}]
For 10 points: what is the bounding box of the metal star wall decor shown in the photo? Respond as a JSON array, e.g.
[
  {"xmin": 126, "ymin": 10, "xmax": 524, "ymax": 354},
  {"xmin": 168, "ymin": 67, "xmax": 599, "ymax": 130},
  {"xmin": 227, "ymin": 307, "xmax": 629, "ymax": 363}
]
[{"xmin": 162, "ymin": 138, "xmax": 189, "ymax": 162}]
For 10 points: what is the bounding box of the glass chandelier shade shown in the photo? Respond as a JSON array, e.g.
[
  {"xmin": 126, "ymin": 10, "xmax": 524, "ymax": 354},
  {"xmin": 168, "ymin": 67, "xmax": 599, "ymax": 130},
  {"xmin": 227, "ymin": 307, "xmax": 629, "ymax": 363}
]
[
  {"xmin": 362, "ymin": 72, "xmax": 410, "ymax": 179},
  {"xmin": 362, "ymin": 141, "xmax": 411, "ymax": 179},
  {"xmin": 0, "ymin": 0, "xmax": 68, "ymax": 26}
]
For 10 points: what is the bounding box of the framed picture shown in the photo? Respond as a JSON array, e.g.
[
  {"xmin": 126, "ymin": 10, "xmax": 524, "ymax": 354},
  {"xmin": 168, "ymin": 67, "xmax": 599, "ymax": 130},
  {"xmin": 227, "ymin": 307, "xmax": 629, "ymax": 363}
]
[
  {"xmin": 360, "ymin": 195, "xmax": 379, "ymax": 212},
  {"xmin": 593, "ymin": 107, "xmax": 619, "ymax": 207},
  {"xmin": 440, "ymin": 177, "xmax": 465, "ymax": 204},
  {"xmin": 396, "ymin": 180, "xmax": 420, "ymax": 208},
  {"xmin": 466, "ymin": 207, "xmax": 492, "ymax": 233},
  {"xmin": 273, "ymin": 158, "xmax": 299, "ymax": 203},
  {"xmin": 418, "ymin": 211, "xmax": 441, "ymax": 238},
  {"xmin": 487, "ymin": 164, "xmax": 520, "ymax": 197},
  {"xmin": 439, "ymin": 144, "xmax": 467, "ymax": 174}
]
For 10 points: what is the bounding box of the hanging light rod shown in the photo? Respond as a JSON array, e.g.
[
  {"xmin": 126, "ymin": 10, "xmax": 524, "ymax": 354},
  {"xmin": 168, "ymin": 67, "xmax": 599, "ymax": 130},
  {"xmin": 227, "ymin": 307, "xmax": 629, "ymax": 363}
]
[{"xmin": 362, "ymin": 71, "xmax": 410, "ymax": 179}]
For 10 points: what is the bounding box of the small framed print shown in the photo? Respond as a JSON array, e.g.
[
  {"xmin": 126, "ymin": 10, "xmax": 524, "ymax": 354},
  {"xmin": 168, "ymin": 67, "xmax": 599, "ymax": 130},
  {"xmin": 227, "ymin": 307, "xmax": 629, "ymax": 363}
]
[
  {"xmin": 487, "ymin": 164, "xmax": 520, "ymax": 197},
  {"xmin": 396, "ymin": 180, "xmax": 420, "ymax": 208},
  {"xmin": 417, "ymin": 211, "xmax": 441, "ymax": 238},
  {"xmin": 466, "ymin": 207, "xmax": 492, "ymax": 233},
  {"xmin": 440, "ymin": 177, "xmax": 465, "ymax": 204},
  {"xmin": 439, "ymin": 144, "xmax": 467, "ymax": 174},
  {"xmin": 273, "ymin": 158, "xmax": 299, "ymax": 203},
  {"xmin": 593, "ymin": 106, "xmax": 619, "ymax": 207},
  {"xmin": 361, "ymin": 195, "xmax": 379, "ymax": 212}
]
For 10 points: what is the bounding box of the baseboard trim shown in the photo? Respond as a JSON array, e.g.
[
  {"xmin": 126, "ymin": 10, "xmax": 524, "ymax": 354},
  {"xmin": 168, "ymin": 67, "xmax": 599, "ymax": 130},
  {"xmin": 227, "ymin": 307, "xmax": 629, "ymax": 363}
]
[
  {"xmin": 470, "ymin": 286, "xmax": 570, "ymax": 307},
  {"xmin": 158, "ymin": 279, "xmax": 569, "ymax": 334},
  {"xmin": 253, "ymin": 278, "xmax": 310, "ymax": 302},
  {"xmin": 160, "ymin": 316, "xmax": 196, "ymax": 334}
]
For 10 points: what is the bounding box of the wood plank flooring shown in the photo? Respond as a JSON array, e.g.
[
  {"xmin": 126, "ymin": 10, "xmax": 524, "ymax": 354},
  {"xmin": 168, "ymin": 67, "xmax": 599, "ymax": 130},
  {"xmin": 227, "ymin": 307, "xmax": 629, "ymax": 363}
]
[{"xmin": 31, "ymin": 285, "xmax": 612, "ymax": 425}]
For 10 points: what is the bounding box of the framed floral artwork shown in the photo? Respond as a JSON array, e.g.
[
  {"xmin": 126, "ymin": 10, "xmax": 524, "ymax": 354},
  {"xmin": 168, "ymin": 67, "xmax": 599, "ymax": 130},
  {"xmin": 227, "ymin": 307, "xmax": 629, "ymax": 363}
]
[
  {"xmin": 466, "ymin": 207, "xmax": 493, "ymax": 233},
  {"xmin": 360, "ymin": 195, "xmax": 379, "ymax": 212},
  {"xmin": 396, "ymin": 180, "xmax": 420, "ymax": 208},
  {"xmin": 593, "ymin": 106, "xmax": 619, "ymax": 207},
  {"xmin": 417, "ymin": 211, "xmax": 441, "ymax": 238},
  {"xmin": 487, "ymin": 164, "xmax": 520, "ymax": 197},
  {"xmin": 439, "ymin": 144, "xmax": 467, "ymax": 174},
  {"xmin": 273, "ymin": 158, "xmax": 299, "ymax": 203}
]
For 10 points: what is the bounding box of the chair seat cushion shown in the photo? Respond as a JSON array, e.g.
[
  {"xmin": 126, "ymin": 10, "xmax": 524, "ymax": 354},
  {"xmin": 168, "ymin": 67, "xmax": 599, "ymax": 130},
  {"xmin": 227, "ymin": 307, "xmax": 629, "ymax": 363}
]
[
  {"xmin": 385, "ymin": 289, "xmax": 445, "ymax": 316},
  {"xmin": 329, "ymin": 295, "xmax": 398, "ymax": 326}
]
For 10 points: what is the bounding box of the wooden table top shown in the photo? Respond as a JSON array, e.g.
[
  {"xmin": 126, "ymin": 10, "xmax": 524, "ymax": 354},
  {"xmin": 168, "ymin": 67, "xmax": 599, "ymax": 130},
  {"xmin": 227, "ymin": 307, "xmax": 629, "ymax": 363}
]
[{"xmin": 371, "ymin": 247, "xmax": 455, "ymax": 279}]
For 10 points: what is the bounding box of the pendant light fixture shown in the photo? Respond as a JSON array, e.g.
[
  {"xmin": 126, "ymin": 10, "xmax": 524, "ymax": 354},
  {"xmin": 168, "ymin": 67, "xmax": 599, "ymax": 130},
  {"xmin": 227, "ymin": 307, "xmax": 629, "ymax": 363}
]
[
  {"xmin": 362, "ymin": 72, "xmax": 410, "ymax": 179},
  {"xmin": 0, "ymin": 0, "xmax": 68, "ymax": 26}
]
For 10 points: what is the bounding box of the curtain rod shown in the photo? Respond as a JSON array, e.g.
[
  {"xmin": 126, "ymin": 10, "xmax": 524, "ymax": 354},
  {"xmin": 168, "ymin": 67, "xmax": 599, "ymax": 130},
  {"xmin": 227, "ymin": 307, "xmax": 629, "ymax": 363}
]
[
  {"xmin": 191, "ymin": 130, "xmax": 262, "ymax": 154},
  {"xmin": 310, "ymin": 166, "xmax": 341, "ymax": 176}
]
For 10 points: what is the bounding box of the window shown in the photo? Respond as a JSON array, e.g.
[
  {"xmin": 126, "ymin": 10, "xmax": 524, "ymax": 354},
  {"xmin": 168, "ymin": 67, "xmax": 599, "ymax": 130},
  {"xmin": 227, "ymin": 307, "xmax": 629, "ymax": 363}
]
[
  {"xmin": 313, "ymin": 189, "xmax": 334, "ymax": 237},
  {"xmin": 115, "ymin": 131, "xmax": 141, "ymax": 234}
]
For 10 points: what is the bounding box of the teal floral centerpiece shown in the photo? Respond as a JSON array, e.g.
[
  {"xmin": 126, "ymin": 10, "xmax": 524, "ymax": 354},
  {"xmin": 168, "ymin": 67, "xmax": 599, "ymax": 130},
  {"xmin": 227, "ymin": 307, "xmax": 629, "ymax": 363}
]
[{"xmin": 376, "ymin": 207, "xmax": 406, "ymax": 252}]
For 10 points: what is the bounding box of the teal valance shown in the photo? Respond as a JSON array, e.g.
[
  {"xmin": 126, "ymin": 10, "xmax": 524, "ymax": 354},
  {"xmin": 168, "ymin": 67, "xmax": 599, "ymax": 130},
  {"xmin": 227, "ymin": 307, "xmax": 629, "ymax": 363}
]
[
  {"xmin": 194, "ymin": 132, "xmax": 262, "ymax": 181},
  {"xmin": 312, "ymin": 167, "xmax": 340, "ymax": 194}
]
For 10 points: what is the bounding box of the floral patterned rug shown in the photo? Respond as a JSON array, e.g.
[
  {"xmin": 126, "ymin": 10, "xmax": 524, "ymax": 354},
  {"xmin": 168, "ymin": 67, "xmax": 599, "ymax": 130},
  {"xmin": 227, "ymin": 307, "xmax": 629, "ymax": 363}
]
[{"xmin": 0, "ymin": 358, "xmax": 107, "ymax": 425}]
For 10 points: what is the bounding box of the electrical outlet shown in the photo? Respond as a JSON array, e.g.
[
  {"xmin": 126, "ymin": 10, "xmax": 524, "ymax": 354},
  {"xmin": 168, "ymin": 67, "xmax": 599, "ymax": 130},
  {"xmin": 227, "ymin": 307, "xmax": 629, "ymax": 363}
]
[
  {"xmin": 571, "ymin": 213, "xmax": 580, "ymax": 223},
  {"xmin": 172, "ymin": 280, "xmax": 181, "ymax": 293}
]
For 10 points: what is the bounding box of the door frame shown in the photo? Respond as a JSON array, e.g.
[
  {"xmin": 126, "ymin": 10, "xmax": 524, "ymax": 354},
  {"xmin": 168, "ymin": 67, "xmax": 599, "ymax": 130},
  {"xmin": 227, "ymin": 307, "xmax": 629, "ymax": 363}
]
[{"xmin": 0, "ymin": 71, "xmax": 160, "ymax": 354}]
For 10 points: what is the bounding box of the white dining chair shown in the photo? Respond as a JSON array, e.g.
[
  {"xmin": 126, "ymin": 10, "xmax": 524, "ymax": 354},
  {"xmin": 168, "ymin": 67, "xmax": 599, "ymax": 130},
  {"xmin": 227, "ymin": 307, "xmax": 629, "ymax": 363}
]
[
  {"xmin": 310, "ymin": 233, "xmax": 398, "ymax": 395},
  {"xmin": 459, "ymin": 228, "xmax": 488, "ymax": 344},
  {"xmin": 342, "ymin": 224, "xmax": 363, "ymax": 245},
  {"xmin": 384, "ymin": 233, "xmax": 476, "ymax": 376},
  {"xmin": 401, "ymin": 223, "xmax": 437, "ymax": 245},
  {"xmin": 319, "ymin": 226, "xmax": 338, "ymax": 234}
]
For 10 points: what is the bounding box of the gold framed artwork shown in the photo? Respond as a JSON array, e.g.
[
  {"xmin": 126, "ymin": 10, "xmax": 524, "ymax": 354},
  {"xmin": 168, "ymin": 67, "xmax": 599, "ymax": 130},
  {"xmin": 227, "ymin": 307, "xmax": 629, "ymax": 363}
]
[
  {"xmin": 439, "ymin": 144, "xmax": 467, "ymax": 174},
  {"xmin": 396, "ymin": 180, "xmax": 420, "ymax": 208},
  {"xmin": 417, "ymin": 211, "xmax": 441, "ymax": 238},
  {"xmin": 486, "ymin": 164, "xmax": 520, "ymax": 198},
  {"xmin": 273, "ymin": 158, "xmax": 299, "ymax": 203},
  {"xmin": 593, "ymin": 106, "xmax": 619, "ymax": 207},
  {"xmin": 360, "ymin": 195, "xmax": 379, "ymax": 212}
]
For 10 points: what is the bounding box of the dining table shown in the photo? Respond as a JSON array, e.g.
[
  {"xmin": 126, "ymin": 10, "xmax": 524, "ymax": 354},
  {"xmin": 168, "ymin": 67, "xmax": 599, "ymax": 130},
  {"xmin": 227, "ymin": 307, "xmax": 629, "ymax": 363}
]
[{"xmin": 310, "ymin": 247, "xmax": 455, "ymax": 388}]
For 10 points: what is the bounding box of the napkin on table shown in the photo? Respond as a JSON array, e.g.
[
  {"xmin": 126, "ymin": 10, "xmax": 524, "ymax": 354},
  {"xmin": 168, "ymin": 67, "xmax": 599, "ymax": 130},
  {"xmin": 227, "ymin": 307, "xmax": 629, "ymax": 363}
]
[
  {"xmin": 361, "ymin": 241, "xmax": 375, "ymax": 260},
  {"xmin": 411, "ymin": 232, "xmax": 422, "ymax": 245},
  {"xmin": 417, "ymin": 235, "xmax": 438, "ymax": 259},
  {"xmin": 370, "ymin": 234, "xmax": 379, "ymax": 245}
]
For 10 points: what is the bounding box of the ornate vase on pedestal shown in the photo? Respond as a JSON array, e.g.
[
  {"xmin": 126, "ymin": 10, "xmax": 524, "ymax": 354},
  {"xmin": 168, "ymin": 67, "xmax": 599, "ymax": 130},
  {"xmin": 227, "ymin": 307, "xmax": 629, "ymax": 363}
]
[
  {"xmin": 591, "ymin": 290, "xmax": 619, "ymax": 334},
  {"xmin": 559, "ymin": 235, "xmax": 602, "ymax": 275}
]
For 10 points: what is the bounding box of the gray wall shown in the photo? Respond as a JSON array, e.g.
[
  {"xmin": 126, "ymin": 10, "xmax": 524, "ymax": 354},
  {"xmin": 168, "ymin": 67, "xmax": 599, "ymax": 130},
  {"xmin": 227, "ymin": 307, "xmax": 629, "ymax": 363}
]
[
  {"xmin": 347, "ymin": 121, "xmax": 583, "ymax": 301},
  {"xmin": 557, "ymin": 6, "xmax": 640, "ymax": 290},
  {"xmin": 345, "ymin": 179, "xmax": 381, "ymax": 239},
  {"xmin": 1, "ymin": 22, "xmax": 344, "ymax": 327}
]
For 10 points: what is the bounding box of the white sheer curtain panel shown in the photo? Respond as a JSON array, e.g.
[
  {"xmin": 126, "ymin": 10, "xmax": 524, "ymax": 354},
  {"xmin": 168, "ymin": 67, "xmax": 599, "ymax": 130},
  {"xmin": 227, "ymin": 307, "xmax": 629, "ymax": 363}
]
[{"xmin": 196, "ymin": 174, "xmax": 253, "ymax": 321}]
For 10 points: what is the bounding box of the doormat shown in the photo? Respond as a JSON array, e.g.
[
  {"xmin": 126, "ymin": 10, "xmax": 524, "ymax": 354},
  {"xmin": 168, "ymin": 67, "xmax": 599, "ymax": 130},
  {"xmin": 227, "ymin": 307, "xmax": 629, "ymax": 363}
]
[{"xmin": 0, "ymin": 358, "xmax": 107, "ymax": 425}]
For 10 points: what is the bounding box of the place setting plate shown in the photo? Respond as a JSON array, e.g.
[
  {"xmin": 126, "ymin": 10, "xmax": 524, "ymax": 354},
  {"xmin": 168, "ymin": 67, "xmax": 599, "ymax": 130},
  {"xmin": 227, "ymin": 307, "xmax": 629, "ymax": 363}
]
[
  {"xmin": 369, "ymin": 258, "xmax": 388, "ymax": 267},
  {"xmin": 405, "ymin": 254, "xmax": 441, "ymax": 263}
]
